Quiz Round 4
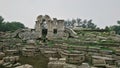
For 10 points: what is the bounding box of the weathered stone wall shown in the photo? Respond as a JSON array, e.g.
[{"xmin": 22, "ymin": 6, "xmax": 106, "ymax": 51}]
[
  {"xmin": 57, "ymin": 20, "xmax": 64, "ymax": 38},
  {"xmin": 48, "ymin": 57, "xmax": 66, "ymax": 68},
  {"xmin": 46, "ymin": 20, "xmax": 54, "ymax": 40},
  {"xmin": 34, "ymin": 15, "xmax": 65, "ymax": 40}
]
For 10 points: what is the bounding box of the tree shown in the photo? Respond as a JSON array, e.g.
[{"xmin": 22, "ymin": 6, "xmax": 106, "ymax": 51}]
[
  {"xmin": 0, "ymin": 16, "xmax": 4, "ymax": 31},
  {"xmin": 0, "ymin": 16, "xmax": 4, "ymax": 23},
  {"xmin": 76, "ymin": 18, "xmax": 82, "ymax": 26},
  {"xmin": 64, "ymin": 18, "xmax": 97, "ymax": 29},
  {"xmin": 67, "ymin": 20, "xmax": 72, "ymax": 27},
  {"xmin": 112, "ymin": 25, "xmax": 120, "ymax": 35},
  {"xmin": 82, "ymin": 19, "xmax": 87, "ymax": 28},
  {"xmin": 87, "ymin": 19, "xmax": 96, "ymax": 29},
  {"xmin": 117, "ymin": 20, "xmax": 120, "ymax": 25},
  {"xmin": 0, "ymin": 16, "xmax": 25, "ymax": 32},
  {"xmin": 64, "ymin": 21, "xmax": 68, "ymax": 27},
  {"xmin": 71, "ymin": 19, "xmax": 76, "ymax": 27},
  {"xmin": 109, "ymin": 21, "xmax": 120, "ymax": 35},
  {"xmin": 5, "ymin": 21, "xmax": 25, "ymax": 31},
  {"xmin": 105, "ymin": 26, "xmax": 110, "ymax": 31}
]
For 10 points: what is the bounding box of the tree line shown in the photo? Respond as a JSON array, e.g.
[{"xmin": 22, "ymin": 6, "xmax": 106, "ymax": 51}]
[
  {"xmin": 105, "ymin": 21, "xmax": 120, "ymax": 35},
  {"xmin": 0, "ymin": 15, "xmax": 120, "ymax": 35},
  {"xmin": 64, "ymin": 18, "xmax": 120, "ymax": 35},
  {"xmin": 0, "ymin": 16, "xmax": 25, "ymax": 32},
  {"xmin": 64, "ymin": 18, "xmax": 97, "ymax": 29}
]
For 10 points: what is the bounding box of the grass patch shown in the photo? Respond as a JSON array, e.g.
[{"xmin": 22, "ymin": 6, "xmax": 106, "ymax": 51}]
[{"xmin": 19, "ymin": 55, "xmax": 48, "ymax": 68}]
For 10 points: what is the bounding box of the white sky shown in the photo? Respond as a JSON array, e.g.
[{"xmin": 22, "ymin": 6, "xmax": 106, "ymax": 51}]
[{"xmin": 0, "ymin": 0, "xmax": 120, "ymax": 28}]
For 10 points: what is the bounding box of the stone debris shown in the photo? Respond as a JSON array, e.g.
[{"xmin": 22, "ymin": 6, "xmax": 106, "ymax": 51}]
[
  {"xmin": 48, "ymin": 57, "xmax": 66, "ymax": 68},
  {"xmin": 15, "ymin": 64, "xmax": 33, "ymax": 68},
  {"xmin": 3, "ymin": 56, "xmax": 19, "ymax": 62},
  {"xmin": 0, "ymin": 52, "xmax": 5, "ymax": 59},
  {"xmin": 1, "ymin": 15, "xmax": 120, "ymax": 68},
  {"xmin": 0, "ymin": 60, "xmax": 4, "ymax": 65},
  {"xmin": 13, "ymin": 62, "xmax": 21, "ymax": 67},
  {"xmin": 0, "ymin": 56, "xmax": 20, "ymax": 68}
]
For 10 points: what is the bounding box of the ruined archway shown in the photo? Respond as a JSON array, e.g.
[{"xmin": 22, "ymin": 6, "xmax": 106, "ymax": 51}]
[
  {"xmin": 35, "ymin": 15, "xmax": 65, "ymax": 40},
  {"xmin": 41, "ymin": 19, "xmax": 48, "ymax": 40},
  {"xmin": 35, "ymin": 15, "xmax": 51, "ymax": 39}
]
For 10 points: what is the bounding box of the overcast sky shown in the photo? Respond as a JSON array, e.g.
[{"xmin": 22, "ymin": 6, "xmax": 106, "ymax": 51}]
[{"xmin": 0, "ymin": 0, "xmax": 120, "ymax": 28}]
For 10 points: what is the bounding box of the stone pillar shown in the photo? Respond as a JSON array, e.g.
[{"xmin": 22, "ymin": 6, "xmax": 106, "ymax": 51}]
[
  {"xmin": 57, "ymin": 20, "xmax": 64, "ymax": 38},
  {"xmin": 46, "ymin": 20, "xmax": 54, "ymax": 40},
  {"xmin": 52, "ymin": 18, "xmax": 58, "ymax": 38},
  {"xmin": 35, "ymin": 21, "xmax": 42, "ymax": 38},
  {"xmin": 53, "ymin": 18, "xmax": 57, "ymax": 29},
  {"xmin": 35, "ymin": 15, "xmax": 43, "ymax": 38}
]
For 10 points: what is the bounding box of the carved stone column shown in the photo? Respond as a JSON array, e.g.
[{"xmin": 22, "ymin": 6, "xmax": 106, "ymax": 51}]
[
  {"xmin": 52, "ymin": 18, "xmax": 58, "ymax": 38},
  {"xmin": 35, "ymin": 15, "xmax": 43, "ymax": 38},
  {"xmin": 57, "ymin": 20, "xmax": 64, "ymax": 38},
  {"xmin": 46, "ymin": 20, "xmax": 54, "ymax": 40}
]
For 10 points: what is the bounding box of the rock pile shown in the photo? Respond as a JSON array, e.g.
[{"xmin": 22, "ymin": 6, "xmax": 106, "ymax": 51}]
[
  {"xmin": 1, "ymin": 56, "xmax": 20, "ymax": 67},
  {"xmin": 15, "ymin": 64, "xmax": 33, "ymax": 68}
]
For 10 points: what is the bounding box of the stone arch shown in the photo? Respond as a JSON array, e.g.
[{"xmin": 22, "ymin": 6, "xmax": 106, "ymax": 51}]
[
  {"xmin": 37, "ymin": 15, "xmax": 43, "ymax": 22},
  {"xmin": 35, "ymin": 15, "xmax": 53, "ymax": 39},
  {"xmin": 35, "ymin": 15, "xmax": 65, "ymax": 40},
  {"xmin": 44, "ymin": 15, "xmax": 51, "ymax": 21}
]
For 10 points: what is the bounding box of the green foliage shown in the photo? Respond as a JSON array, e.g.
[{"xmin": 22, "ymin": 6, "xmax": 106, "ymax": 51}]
[
  {"xmin": 47, "ymin": 41, "xmax": 54, "ymax": 47},
  {"xmin": 107, "ymin": 21, "xmax": 120, "ymax": 35},
  {"xmin": 0, "ymin": 16, "xmax": 4, "ymax": 31},
  {"xmin": 0, "ymin": 16, "xmax": 25, "ymax": 32},
  {"xmin": 87, "ymin": 19, "xmax": 96, "ymax": 29},
  {"xmin": 76, "ymin": 18, "xmax": 82, "ymax": 26},
  {"xmin": 117, "ymin": 20, "xmax": 120, "ymax": 25},
  {"xmin": 111, "ymin": 25, "xmax": 120, "ymax": 35},
  {"xmin": 65, "ymin": 18, "xmax": 97, "ymax": 29},
  {"xmin": 105, "ymin": 26, "xmax": 110, "ymax": 31},
  {"xmin": 0, "ymin": 16, "xmax": 4, "ymax": 23}
]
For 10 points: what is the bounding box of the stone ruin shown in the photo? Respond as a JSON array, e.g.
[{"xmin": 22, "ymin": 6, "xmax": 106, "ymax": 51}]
[
  {"xmin": 48, "ymin": 57, "xmax": 90, "ymax": 68},
  {"xmin": 1, "ymin": 15, "xmax": 120, "ymax": 68},
  {"xmin": 48, "ymin": 57, "xmax": 66, "ymax": 68},
  {"xmin": 35, "ymin": 15, "xmax": 64, "ymax": 40},
  {"xmin": 12, "ymin": 15, "xmax": 77, "ymax": 41},
  {"xmin": 22, "ymin": 40, "xmax": 39, "ymax": 56}
]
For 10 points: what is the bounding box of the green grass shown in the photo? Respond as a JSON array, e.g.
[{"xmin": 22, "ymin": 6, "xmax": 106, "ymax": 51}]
[
  {"xmin": 0, "ymin": 54, "xmax": 49, "ymax": 68},
  {"xmin": 19, "ymin": 55, "xmax": 49, "ymax": 68},
  {"xmin": 100, "ymin": 47, "xmax": 112, "ymax": 51},
  {"xmin": 47, "ymin": 41, "xmax": 55, "ymax": 47}
]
